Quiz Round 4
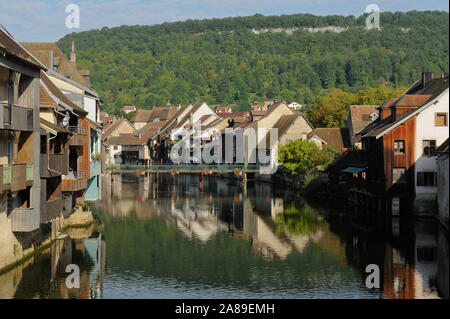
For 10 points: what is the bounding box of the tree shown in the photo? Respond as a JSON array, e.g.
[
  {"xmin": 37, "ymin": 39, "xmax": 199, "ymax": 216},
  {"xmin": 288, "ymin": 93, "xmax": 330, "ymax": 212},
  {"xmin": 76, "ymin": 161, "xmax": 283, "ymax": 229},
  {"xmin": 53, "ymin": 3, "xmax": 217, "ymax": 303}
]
[{"xmin": 278, "ymin": 140, "xmax": 337, "ymax": 174}]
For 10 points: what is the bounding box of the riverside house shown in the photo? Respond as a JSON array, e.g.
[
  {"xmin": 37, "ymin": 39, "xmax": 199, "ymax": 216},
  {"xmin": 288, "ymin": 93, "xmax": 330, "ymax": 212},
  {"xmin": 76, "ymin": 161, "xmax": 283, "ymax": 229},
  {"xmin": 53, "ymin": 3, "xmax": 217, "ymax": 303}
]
[
  {"xmin": 336, "ymin": 72, "xmax": 449, "ymax": 216},
  {"xmin": 0, "ymin": 26, "xmax": 43, "ymax": 235},
  {"xmin": 22, "ymin": 42, "xmax": 104, "ymax": 202}
]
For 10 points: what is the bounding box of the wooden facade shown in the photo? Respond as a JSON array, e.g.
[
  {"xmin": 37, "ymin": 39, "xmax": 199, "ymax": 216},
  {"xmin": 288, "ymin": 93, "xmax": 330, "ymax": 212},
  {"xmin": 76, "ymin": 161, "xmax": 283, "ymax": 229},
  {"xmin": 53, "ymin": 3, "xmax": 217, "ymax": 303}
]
[{"xmin": 364, "ymin": 116, "xmax": 417, "ymax": 200}]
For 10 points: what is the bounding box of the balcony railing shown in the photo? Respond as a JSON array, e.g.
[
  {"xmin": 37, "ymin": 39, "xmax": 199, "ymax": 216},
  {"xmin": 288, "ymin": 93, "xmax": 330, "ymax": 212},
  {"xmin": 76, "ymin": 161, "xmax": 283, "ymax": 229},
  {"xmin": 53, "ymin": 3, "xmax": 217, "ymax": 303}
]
[
  {"xmin": 41, "ymin": 197, "xmax": 63, "ymax": 224},
  {"xmin": 62, "ymin": 169, "xmax": 88, "ymax": 192},
  {"xmin": 40, "ymin": 153, "xmax": 69, "ymax": 178},
  {"xmin": 0, "ymin": 103, "xmax": 33, "ymax": 131},
  {"xmin": 10, "ymin": 207, "xmax": 40, "ymax": 232},
  {"xmin": 68, "ymin": 126, "xmax": 88, "ymax": 135},
  {"xmin": 0, "ymin": 163, "xmax": 33, "ymax": 192}
]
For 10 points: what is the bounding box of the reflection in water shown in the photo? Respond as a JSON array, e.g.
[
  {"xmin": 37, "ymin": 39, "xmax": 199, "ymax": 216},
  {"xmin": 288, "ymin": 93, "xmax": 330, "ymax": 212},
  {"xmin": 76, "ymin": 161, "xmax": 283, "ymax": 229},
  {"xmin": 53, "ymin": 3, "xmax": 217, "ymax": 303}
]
[{"xmin": 0, "ymin": 173, "xmax": 448, "ymax": 299}]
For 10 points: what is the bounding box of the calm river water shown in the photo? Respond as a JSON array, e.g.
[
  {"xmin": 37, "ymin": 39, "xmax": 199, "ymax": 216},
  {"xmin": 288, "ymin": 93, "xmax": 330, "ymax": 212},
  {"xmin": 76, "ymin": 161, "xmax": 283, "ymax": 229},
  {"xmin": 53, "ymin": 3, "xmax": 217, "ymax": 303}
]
[{"xmin": 1, "ymin": 174, "xmax": 448, "ymax": 299}]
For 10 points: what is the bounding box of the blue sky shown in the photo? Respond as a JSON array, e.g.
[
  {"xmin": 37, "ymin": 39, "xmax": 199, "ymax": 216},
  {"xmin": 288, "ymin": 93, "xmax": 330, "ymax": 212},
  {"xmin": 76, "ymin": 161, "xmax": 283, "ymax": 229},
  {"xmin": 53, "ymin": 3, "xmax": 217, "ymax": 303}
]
[{"xmin": 0, "ymin": 0, "xmax": 448, "ymax": 42}]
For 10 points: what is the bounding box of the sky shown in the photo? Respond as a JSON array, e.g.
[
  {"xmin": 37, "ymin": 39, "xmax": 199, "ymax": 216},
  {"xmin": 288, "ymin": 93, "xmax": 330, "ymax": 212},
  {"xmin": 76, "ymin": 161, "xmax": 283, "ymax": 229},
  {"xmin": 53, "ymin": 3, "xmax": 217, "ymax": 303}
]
[{"xmin": 0, "ymin": 0, "xmax": 448, "ymax": 42}]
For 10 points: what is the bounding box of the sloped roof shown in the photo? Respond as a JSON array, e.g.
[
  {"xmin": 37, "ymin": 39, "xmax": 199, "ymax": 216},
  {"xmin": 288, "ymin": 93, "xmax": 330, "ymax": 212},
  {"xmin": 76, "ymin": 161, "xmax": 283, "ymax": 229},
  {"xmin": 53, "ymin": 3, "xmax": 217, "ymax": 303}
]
[
  {"xmin": 123, "ymin": 105, "xmax": 136, "ymax": 111},
  {"xmin": 394, "ymin": 94, "xmax": 431, "ymax": 107},
  {"xmin": 102, "ymin": 118, "xmax": 136, "ymax": 140},
  {"xmin": 20, "ymin": 42, "xmax": 90, "ymax": 87},
  {"xmin": 307, "ymin": 128, "xmax": 350, "ymax": 152},
  {"xmin": 40, "ymin": 118, "xmax": 71, "ymax": 134},
  {"xmin": 40, "ymin": 70, "xmax": 87, "ymax": 115},
  {"xmin": 349, "ymin": 105, "xmax": 379, "ymax": 135},
  {"xmin": 364, "ymin": 77, "xmax": 449, "ymax": 139},
  {"xmin": 0, "ymin": 26, "xmax": 43, "ymax": 68},
  {"xmin": 217, "ymin": 112, "xmax": 250, "ymax": 119},
  {"xmin": 437, "ymin": 138, "xmax": 449, "ymax": 154},
  {"xmin": 131, "ymin": 107, "xmax": 177, "ymax": 123}
]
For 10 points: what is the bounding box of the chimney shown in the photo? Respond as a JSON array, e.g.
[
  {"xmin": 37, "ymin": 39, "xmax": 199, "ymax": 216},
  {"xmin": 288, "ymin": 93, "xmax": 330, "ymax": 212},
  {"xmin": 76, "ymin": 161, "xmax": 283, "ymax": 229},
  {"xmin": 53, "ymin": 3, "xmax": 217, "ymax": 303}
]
[
  {"xmin": 50, "ymin": 50, "xmax": 54, "ymax": 71},
  {"xmin": 70, "ymin": 40, "xmax": 76, "ymax": 66},
  {"xmin": 422, "ymin": 72, "xmax": 433, "ymax": 88}
]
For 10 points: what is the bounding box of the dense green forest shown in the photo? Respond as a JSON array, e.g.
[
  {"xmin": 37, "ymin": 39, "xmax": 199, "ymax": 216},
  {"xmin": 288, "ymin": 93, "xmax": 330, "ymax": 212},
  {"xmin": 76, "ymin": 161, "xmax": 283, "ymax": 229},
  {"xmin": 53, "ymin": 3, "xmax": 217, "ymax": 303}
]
[{"xmin": 57, "ymin": 11, "xmax": 449, "ymax": 117}]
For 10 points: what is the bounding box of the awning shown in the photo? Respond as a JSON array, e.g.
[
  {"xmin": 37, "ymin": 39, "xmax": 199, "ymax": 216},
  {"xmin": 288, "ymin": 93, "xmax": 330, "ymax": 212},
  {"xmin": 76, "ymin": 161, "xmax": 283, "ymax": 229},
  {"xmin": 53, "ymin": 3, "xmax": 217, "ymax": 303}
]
[
  {"xmin": 341, "ymin": 167, "xmax": 366, "ymax": 174},
  {"xmin": 40, "ymin": 122, "xmax": 58, "ymax": 136}
]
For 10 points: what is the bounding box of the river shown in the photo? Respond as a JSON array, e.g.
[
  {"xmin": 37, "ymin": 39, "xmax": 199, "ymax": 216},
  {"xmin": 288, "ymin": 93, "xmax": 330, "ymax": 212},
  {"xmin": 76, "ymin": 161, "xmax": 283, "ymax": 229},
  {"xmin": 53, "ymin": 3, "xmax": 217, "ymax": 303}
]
[{"xmin": 0, "ymin": 174, "xmax": 448, "ymax": 299}]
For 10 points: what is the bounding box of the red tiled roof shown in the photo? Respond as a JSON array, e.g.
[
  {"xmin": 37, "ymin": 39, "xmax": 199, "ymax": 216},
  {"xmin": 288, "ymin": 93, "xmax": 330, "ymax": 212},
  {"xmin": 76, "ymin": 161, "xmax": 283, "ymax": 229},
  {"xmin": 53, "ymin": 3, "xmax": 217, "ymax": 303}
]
[
  {"xmin": 394, "ymin": 94, "xmax": 431, "ymax": 107},
  {"xmin": 123, "ymin": 105, "xmax": 136, "ymax": 111},
  {"xmin": 307, "ymin": 128, "xmax": 351, "ymax": 152}
]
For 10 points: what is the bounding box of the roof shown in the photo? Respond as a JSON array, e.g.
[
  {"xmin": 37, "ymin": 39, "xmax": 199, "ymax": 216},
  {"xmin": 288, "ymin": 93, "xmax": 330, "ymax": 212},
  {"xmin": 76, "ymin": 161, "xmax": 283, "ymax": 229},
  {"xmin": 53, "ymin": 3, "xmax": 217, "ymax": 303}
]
[
  {"xmin": 131, "ymin": 107, "xmax": 177, "ymax": 123},
  {"xmin": 20, "ymin": 42, "xmax": 90, "ymax": 87},
  {"xmin": 102, "ymin": 118, "xmax": 136, "ymax": 140},
  {"xmin": 40, "ymin": 118, "xmax": 71, "ymax": 135},
  {"xmin": 307, "ymin": 128, "xmax": 351, "ymax": 152},
  {"xmin": 123, "ymin": 105, "xmax": 136, "ymax": 111},
  {"xmin": 394, "ymin": 94, "xmax": 431, "ymax": 107},
  {"xmin": 131, "ymin": 109, "xmax": 153, "ymax": 122},
  {"xmin": 217, "ymin": 112, "xmax": 250, "ymax": 119},
  {"xmin": 365, "ymin": 77, "xmax": 449, "ymax": 139},
  {"xmin": 437, "ymin": 138, "xmax": 449, "ymax": 154},
  {"xmin": 40, "ymin": 70, "xmax": 87, "ymax": 115},
  {"xmin": 107, "ymin": 135, "xmax": 147, "ymax": 146},
  {"xmin": 349, "ymin": 105, "xmax": 379, "ymax": 135},
  {"xmin": 0, "ymin": 26, "xmax": 43, "ymax": 68},
  {"xmin": 273, "ymin": 113, "xmax": 312, "ymax": 138}
]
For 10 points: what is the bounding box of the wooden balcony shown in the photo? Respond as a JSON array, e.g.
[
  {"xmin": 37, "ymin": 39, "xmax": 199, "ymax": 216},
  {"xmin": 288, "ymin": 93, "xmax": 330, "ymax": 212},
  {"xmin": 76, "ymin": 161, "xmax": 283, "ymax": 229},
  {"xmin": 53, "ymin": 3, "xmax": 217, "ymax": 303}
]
[
  {"xmin": 40, "ymin": 153, "xmax": 69, "ymax": 178},
  {"xmin": 0, "ymin": 163, "xmax": 33, "ymax": 193},
  {"xmin": 61, "ymin": 170, "xmax": 88, "ymax": 192},
  {"xmin": 0, "ymin": 103, "xmax": 34, "ymax": 131},
  {"xmin": 68, "ymin": 126, "xmax": 89, "ymax": 146},
  {"xmin": 10, "ymin": 207, "xmax": 40, "ymax": 232},
  {"xmin": 40, "ymin": 198, "xmax": 63, "ymax": 223}
]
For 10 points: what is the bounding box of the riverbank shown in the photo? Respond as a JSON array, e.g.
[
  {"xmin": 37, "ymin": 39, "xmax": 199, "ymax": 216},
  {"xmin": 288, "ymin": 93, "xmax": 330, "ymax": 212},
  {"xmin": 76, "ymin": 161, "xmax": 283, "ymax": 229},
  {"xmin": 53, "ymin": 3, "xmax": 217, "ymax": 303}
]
[{"xmin": 0, "ymin": 209, "xmax": 94, "ymax": 276}]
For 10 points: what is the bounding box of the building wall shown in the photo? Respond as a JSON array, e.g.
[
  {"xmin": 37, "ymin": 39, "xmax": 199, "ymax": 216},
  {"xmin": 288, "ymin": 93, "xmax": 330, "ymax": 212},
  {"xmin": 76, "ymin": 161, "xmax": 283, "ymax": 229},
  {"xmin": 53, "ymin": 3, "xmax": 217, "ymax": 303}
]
[
  {"xmin": 437, "ymin": 153, "xmax": 449, "ymax": 226},
  {"xmin": 108, "ymin": 121, "xmax": 136, "ymax": 138},
  {"xmin": 279, "ymin": 116, "xmax": 313, "ymax": 145},
  {"xmin": 40, "ymin": 109, "xmax": 56, "ymax": 124},
  {"xmin": 84, "ymin": 96, "xmax": 97, "ymax": 123},
  {"xmin": 85, "ymin": 176, "xmax": 100, "ymax": 201},
  {"xmin": 255, "ymin": 104, "xmax": 293, "ymax": 145},
  {"xmin": 414, "ymin": 90, "xmax": 449, "ymax": 204}
]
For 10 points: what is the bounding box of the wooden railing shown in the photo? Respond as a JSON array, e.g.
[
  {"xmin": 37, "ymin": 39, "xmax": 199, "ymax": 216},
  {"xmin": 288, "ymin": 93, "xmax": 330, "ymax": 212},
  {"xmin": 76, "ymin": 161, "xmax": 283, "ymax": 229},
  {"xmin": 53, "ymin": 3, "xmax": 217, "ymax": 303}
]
[
  {"xmin": 40, "ymin": 197, "xmax": 62, "ymax": 223},
  {"xmin": 0, "ymin": 103, "xmax": 33, "ymax": 131},
  {"xmin": 10, "ymin": 207, "xmax": 40, "ymax": 232},
  {"xmin": 40, "ymin": 153, "xmax": 69, "ymax": 178},
  {"xmin": 0, "ymin": 163, "xmax": 33, "ymax": 192},
  {"xmin": 68, "ymin": 126, "xmax": 88, "ymax": 135},
  {"xmin": 61, "ymin": 170, "xmax": 88, "ymax": 192}
]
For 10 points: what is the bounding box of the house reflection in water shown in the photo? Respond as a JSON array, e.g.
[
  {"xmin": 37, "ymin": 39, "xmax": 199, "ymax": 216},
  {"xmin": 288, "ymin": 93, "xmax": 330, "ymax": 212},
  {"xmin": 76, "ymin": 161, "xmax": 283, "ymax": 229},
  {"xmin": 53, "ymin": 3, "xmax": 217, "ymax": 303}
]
[
  {"xmin": 0, "ymin": 223, "xmax": 105, "ymax": 299},
  {"xmin": 95, "ymin": 173, "xmax": 447, "ymax": 299}
]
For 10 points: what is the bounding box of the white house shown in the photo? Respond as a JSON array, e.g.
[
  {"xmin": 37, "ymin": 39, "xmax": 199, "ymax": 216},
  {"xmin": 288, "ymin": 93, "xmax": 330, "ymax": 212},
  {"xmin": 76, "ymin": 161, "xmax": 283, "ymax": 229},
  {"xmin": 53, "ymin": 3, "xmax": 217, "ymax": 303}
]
[
  {"xmin": 288, "ymin": 102, "xmax": 302, "ymax": 111},
  {"xmin": 413, "ymin": 85, "xmax": 449, "ymax": 212},
  {"xmin": 436, "ymin": 138, "xmax": 449, "ymax": 227}
]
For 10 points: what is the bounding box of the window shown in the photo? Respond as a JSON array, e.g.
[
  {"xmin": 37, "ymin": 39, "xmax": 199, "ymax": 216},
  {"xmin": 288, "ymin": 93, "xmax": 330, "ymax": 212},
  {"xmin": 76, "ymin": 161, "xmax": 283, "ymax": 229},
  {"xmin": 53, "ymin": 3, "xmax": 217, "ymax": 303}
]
[
  {"xmin": 423, "ymin": 140, "xmax": 436, "ymax": 156},
  {"xmin": 394, "ymin": 140, "xmax": 405, "ymax": 154},
  {"xmin": 417, "ymin": 172, "xmax": 437, "ymax": 186},
  {"xmin": 435, "ymin": 113, "xmax": 448, "ymax": 126},
  {"xmin": 392, "ymin": 168, "xmax": 406, "ymax": 184},
  {"xmin": 114, "ymin": 145, "xmax": 118, "ymax": 150}
]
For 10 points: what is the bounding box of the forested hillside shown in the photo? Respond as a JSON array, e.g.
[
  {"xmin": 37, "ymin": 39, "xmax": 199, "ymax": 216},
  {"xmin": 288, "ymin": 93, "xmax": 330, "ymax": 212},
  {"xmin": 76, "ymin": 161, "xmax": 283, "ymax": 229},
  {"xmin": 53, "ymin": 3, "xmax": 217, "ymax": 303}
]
[{"xmin": 57, "ymin": 11, "xmax": 449, "ymax": 115}]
